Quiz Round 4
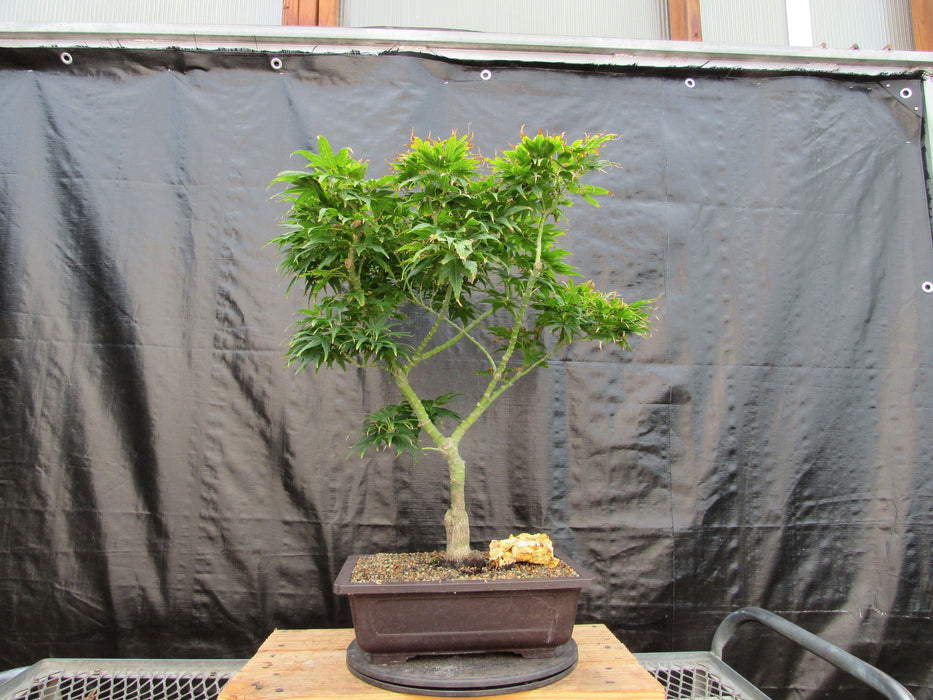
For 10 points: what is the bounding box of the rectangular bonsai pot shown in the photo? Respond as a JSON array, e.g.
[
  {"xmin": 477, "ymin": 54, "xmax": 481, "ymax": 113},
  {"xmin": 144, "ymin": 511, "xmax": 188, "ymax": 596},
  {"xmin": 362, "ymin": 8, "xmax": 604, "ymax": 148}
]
[{"xmin": 333, "ymin": 553, "xmax": 594, "ymax": 663}]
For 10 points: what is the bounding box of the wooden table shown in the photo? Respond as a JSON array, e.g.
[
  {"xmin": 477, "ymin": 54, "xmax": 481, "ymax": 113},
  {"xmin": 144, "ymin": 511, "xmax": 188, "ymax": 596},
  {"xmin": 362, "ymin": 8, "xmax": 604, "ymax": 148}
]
[{"xmin": 219, "ymin": 624, "xmax": 666, "ymax": 700}]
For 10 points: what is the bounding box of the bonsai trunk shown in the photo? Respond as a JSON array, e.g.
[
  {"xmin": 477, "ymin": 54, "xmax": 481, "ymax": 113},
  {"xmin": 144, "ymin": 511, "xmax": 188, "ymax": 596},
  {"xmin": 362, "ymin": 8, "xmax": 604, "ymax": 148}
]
[
  {"xmin": 441, "ymin": 442, "xmax": 471, "ymax": 564},
  {"xmin": 393, "ymin": 369, "xmax": 473, "ymax": 565}
]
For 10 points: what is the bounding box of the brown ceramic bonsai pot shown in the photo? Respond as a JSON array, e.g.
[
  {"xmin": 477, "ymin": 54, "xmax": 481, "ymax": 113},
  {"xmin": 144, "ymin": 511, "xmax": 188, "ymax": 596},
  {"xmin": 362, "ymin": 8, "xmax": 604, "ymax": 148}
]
[{"xmin": 333, "ymin": 553, "xmax": 594, "ymax": 664}]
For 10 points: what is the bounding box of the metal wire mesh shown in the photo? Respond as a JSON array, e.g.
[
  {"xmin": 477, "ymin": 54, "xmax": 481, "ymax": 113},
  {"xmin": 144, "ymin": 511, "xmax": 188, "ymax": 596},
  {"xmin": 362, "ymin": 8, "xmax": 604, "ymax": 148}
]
[
  {"xmin": 14, "ymin": 672, "xmax": 227, "ymax": 700},
  {"xmin": 2, "ymin": 654, "xmax": 770, "ymax": 700},
  {"xmin": 647, "ymin": 666, "xmax": 739, "ymax": 699},
  {"xmin": 635, "ymin": 652, "xmax": 771, "ymax": 700},
  {"xmin": 0, "ymin": 662, "xmax": 244, "ymax": 700}
]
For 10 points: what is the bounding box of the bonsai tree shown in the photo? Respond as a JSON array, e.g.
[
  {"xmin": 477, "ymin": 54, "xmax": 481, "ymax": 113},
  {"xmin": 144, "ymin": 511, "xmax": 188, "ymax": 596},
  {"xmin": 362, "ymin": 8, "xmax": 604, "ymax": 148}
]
[{"xmin": 270, "ymin": 130, "xmax": 652, "ymax": 566}]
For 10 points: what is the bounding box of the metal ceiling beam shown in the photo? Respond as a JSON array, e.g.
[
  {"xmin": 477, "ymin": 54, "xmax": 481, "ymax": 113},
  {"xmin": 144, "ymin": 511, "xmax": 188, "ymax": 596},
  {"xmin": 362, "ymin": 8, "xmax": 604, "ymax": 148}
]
[{"xmin": 0, "ymin": 23, "xmax": 931, "ymax": 76}]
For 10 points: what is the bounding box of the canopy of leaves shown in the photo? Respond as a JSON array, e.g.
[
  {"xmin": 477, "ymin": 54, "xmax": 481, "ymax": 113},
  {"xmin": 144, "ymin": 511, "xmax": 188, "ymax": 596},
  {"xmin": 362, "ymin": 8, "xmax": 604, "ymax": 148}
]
[{"xmin": 270, "ymin": 131, "xmax": 653, "ymax": 454}]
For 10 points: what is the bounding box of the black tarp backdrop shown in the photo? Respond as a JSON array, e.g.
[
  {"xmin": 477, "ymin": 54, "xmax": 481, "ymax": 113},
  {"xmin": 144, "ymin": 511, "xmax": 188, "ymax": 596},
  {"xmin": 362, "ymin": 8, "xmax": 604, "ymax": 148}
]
[{"xmin": 0, "ymin": 47, "xmax": 931, "ymax": 698}]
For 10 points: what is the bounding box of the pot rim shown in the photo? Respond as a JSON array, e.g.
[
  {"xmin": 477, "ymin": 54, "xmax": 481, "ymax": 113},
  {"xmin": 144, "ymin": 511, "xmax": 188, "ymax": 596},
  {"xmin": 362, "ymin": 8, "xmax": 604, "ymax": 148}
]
[{"xmin": 333, "ymin": 551, "xmax": 595, "ymax": 596}]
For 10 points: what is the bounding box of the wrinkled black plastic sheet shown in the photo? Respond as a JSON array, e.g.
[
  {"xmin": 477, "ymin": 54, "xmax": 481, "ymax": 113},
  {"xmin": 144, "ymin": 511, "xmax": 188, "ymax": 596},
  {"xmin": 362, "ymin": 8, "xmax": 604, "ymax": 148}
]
[{"xmin": 0, "ymin": 48, "xmax": 931, "ymax": 698}]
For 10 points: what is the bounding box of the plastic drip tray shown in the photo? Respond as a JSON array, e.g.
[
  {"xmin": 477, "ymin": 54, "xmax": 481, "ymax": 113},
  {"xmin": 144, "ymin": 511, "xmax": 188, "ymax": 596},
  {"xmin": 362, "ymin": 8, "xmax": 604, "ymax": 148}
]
[
  {"xmin": 346, "ymin": 639, "xmax": 578, "ymax": 696},
  {"xmin": 634, "ymin": 652, "xmax": 770, "ymax": 700}
]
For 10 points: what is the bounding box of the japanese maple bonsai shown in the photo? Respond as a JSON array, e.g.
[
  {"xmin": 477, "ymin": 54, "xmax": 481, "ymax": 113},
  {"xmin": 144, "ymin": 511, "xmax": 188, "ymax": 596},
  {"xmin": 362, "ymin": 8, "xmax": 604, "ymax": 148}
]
[{"xmin": 270, "ymin": 130, "xmax": 652, "ymax": 567}]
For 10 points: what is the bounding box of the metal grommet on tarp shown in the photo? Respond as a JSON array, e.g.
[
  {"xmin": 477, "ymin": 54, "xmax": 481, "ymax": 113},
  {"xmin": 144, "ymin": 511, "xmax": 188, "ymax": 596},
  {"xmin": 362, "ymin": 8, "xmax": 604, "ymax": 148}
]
[
  {"xmin": 879, "ymin": 79, "xmax": 923, "ymax": 116},
  {"xmin": 60, "ymin": 52, "xmax": 73, "ymax": 65},
  {"xmin": 345, "ymin": 639, "xmax": 577, "ymax": 696}
]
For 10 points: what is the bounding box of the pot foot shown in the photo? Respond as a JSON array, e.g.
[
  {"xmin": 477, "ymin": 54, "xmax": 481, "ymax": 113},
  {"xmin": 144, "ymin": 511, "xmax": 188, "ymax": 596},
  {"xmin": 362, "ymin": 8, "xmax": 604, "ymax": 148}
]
[{"xmin": 511, "ymin": 647, "xmax": 559, "ymax": 659}]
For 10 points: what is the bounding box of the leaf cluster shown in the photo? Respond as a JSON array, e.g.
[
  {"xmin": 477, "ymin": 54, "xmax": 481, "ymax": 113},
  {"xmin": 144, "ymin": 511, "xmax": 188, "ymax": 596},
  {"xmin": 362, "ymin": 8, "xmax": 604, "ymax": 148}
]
[
  {"xmin": 352, "ymin": 393, "xmax": 461, "ymax": 459},
  {"xmin": 270, "ymin": 130, "xmax": 653, "ymax": 454}
]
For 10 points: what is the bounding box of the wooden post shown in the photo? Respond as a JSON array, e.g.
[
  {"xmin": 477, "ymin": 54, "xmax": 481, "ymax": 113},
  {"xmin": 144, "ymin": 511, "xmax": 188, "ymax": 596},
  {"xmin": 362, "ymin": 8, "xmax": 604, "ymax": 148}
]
[
  {"xmin": 669, "ymin": 0, "xmax": 702, "ymax": 41},
  {"xmin": 317, "ymin": 0, "xmax": 340, "ymax": 26},
  {"xmin": 912, "ymin": 0, "xmax": 933, "ymax": 51},
  {"xmin": 282, "ymin": 0, "xmax": 339, "ymax": 26}
]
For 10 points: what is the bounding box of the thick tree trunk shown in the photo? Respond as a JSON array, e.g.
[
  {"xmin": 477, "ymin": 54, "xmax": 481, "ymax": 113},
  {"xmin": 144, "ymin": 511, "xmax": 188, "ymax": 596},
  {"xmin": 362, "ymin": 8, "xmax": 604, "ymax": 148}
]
[{"xmin": 443, "ymin": 444, "xmax": 472, "ymax": 564}]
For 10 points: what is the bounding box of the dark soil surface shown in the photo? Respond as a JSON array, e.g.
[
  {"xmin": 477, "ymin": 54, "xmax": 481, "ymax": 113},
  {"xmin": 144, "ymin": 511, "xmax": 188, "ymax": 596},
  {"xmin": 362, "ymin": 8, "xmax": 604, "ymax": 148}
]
[{"xmin": 349, "ymin": 551, "xmax": 580, "ymax": 583}]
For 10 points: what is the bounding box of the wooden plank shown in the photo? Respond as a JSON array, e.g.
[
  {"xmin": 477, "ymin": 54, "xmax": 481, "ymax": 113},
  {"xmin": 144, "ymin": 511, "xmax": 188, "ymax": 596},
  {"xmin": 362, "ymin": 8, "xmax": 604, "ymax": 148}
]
[
  {"xmin": 281, "ymin": 0, "xmax": 299, "ymax": 25},
  {"xmin": 668, "ymin": 0, "xmax": 702, "ymax": 41},
  {"xmin": 536, "ymin": 663, "xmax": 668, "ymax": 698},
  {"xmin": 317, "ymin": 0, "xmax": 340, "ymax": 26},
  {"xmin": 296, "ymin": 0, "xmax": 319, "ymax": 26},
  {"xmin": 282, "ymin": 0, "xmax": 339, "ymax": 26},
  {"xmin": 912, "ymin": 0, "xmax": 933, "ymax": 51},
  {"xmin": 220, "ymin": 625, "xmax": 664, "ymax": 700},
  {"xmin": 257, "ymin": 628, "xmax": 355, "ymax": 653}
]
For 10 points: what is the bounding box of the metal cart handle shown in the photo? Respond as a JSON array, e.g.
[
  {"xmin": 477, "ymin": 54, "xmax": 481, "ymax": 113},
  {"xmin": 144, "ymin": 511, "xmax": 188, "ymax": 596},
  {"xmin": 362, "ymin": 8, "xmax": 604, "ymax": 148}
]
[{"xmin": 710, "ymin": 607, "xmax": 915, "ymax": 700}]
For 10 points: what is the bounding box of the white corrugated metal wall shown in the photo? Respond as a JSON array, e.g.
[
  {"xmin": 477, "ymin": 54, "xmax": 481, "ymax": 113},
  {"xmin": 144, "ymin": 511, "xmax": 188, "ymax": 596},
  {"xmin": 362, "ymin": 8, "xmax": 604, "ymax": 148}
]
[
  {"xmin": 700, "ymin": 0, "xmax": 914, "ymax": 48},
  {"xmin": 700, "ymin": 0, "xmax": 790, "ymax": 46},
  {"xmin": 0, "ymin": 0, "xmax": 283, "ymax": 25},
  {"xmin": 0, "ymin": 0, "xmax": 917, "ymax": 50},
  {"xmin": 340, "ymin": 0, "xmax": 916, "ymax": 50},
  {"xmin": 809, "ymin": 0, "xmax": 914, "ymax": 49},
  {"xmin": 340, "ymin": 0, "xmax": 670, "ymax": 40}
]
